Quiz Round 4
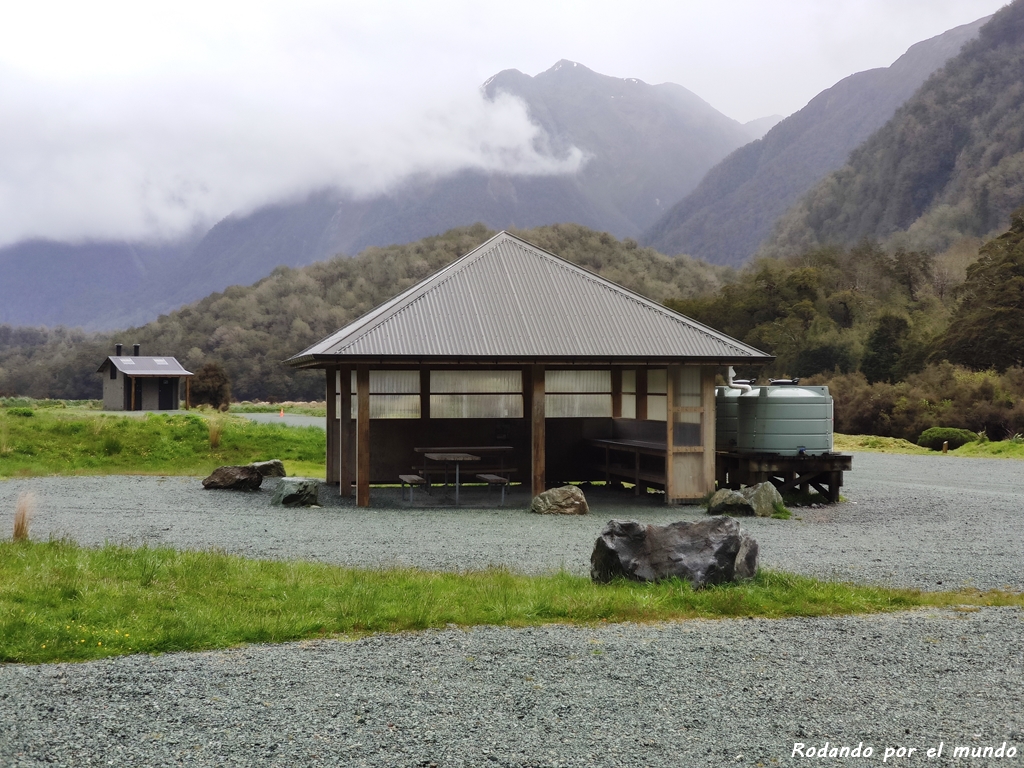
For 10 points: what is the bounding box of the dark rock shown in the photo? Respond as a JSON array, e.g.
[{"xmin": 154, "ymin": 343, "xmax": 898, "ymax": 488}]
[
  {"xmin": 530, "ymin": 486, "xmax": 589, "ymax": 515},
  {"xmin": 708, "ymin": 482, "xmax": 783, "ymax": 517},
  {"xmin": 271, "ymin": 478, "xmax": 320, "ymax": 507},
  {"xmin": 590, "ymin": 516, "xmax": 758, "ymax": 587},
  {"xmin": 250, "ymin": 459, "xmax": 286, "ymax": 478},
  {"xmin": 202, "ymin": 465, "xmax": 263, "ymax": 490},
  {"xmin": 707, "ymin": 488, "xmax": 753, "ymax": 516}
]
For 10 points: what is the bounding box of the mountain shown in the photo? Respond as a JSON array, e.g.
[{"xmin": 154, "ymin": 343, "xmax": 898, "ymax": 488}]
[
  {"xmin": 643, "ymin": 16, "xmax": 989, "ymax": 266},
  {"xmin": 0, "ymin": 61, "xmax": 753, "ymax": 331},
  {"xmin": 0, "ymin": 235, "xmax": 200, "ymax": 329},
  {"xmin": 742, "ymin": 115, "xmax": 784, "ymax": 141},
  {"xmin": 761, "ymin": 1, "xmax": 1024, "ymax": 258}
]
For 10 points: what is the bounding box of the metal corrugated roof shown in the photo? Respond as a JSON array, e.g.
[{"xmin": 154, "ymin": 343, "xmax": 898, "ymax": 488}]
[
  {"xmin": 97, "ymin": 357, "xmax": 193, "ymax": 377},
  {"xmin": 288, "ymin": 231, "xmax": 772, "ymax": 366}
]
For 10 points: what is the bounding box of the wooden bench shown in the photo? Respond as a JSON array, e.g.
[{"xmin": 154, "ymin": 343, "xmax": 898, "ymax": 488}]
[
  {"xmin": 398, "ymin": 474, "xmax": 426, "ymax": 502},
  {"xmin": 413, "ymin": 465, "xmax": 517, "ymax": 483},
  {"xmin": 476, "ymin": 473, "xmax": 510, "ymax": 505},
  {"xmin": 588, "ymin": 438, "xmax": 667, "ymax": 495}
]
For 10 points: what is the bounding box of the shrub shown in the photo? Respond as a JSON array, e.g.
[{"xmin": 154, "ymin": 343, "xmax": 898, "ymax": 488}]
[
  {"xmin": 7, "ymin": 407, "xmax": 34, "ymax": 417},
  {"xmin": 917, "ymin": 427, "xmax": 979, "ymax": 451},
  {"xmin": 191, "ymin": 362, "xmax": 231, "ymax": 408}
]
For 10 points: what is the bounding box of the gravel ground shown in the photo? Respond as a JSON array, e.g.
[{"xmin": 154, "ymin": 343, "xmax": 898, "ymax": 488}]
[{"xmin": 2, "ymin": 453, "xmax": 1023, "ymax": 766}]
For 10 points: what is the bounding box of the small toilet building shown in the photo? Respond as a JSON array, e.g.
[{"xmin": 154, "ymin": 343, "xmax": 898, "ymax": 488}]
[{"xmin": 97, "ymin": 344, "xmax": 193, "ymax": 411}]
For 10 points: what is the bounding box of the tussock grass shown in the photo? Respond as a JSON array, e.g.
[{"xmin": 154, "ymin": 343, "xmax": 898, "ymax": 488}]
[
  {"xmin": 0, "ymin": 410, "xmax": 325, "ymax": 478},
  {"xmin": 2, "ymin": 540, "xmax": 1020, "ymax": 665},
  {"xmin": 207, "ymin": 415, "xmax": 225, "ymax": 449},
  {"xmin": 12, "ymin": 492, "xmax": 34, "ymax": 542}
]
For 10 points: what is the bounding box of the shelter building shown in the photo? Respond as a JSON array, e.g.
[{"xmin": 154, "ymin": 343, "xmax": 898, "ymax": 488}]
[
  {"xmin": 97, "ymin": 344, "xmax": 193, "ymax": 411},
  {"xmin": 286, "ymin": 231, "xmax": 772, "ymax": 506}
]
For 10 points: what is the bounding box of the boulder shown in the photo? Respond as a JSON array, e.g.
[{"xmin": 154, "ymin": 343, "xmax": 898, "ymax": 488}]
[
  {"xmin": 708, "ymin": 482, "xmax": 784, "ymax": 518},
  {"xmin": 590, "ymin": 516, "xmax": 758, "ymax": 587},
  {"xmin": 271, "ymin": 477, "xmax": 320, "ymax": 507},
  {"xmin": 706, "ymin": 488, "xmax": 753, "ymax": 516},
  {"xmin": 202, "ymin": 465, "xmax": 263, "ymax": 490},
  {"xmin": 250, "ymin": 459, "xmax": 286, "ymax": 478},
  {"xmin": 530, "ymin": 486, "xmax": 589, "ymax": 515},
  {"xmin": 743, "ymin": 482, "xmax": 784, "ymax": 517}
]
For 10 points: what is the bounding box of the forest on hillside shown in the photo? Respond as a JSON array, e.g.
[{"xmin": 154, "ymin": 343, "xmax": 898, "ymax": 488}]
[
  {"xmin": 4, "ymin": 210, "xmax": 1024, "ymax": 442},
  {"xmin": 0, "ymin": 224, "xmax": 731, "ymax": 402}
]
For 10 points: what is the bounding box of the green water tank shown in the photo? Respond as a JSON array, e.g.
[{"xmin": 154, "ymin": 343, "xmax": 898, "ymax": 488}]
[
  {"xmin": 736, "ymin": 384, "xmax": 833, "ymax": 456},
  {"xmin": 715, "ymin": 385, "xmax": 757, "ymax": 451}
]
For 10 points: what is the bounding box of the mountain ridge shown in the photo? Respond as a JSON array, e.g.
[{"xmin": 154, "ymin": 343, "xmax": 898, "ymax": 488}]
[
  {"xmin": 761, "ymin": 1, "xmax": 1024, "ymax": 257},
  {"xmin": 642, "ymin": 15, "xmax": 989, "ymax": 266}
]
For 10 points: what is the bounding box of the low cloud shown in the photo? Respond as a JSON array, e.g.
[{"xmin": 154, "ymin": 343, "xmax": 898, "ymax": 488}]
[{"xmin": 0, "ymin": 70, "xmax": 583, "ymax": 247}]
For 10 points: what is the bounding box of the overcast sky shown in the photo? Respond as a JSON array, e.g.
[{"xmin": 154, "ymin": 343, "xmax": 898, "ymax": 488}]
[{"xmin": 0, "ymin": 0, "xmax": 1007, "ymax": 248}]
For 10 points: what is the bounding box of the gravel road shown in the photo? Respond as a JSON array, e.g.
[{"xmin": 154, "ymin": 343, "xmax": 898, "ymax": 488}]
[{"xmin": 2, "ymin": 453, "xmax": 1022, "ymax": 766}]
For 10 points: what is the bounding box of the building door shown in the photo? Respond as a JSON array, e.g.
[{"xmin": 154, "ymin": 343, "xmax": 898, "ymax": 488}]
[{"xmin": 158, "ymin": 378, "xmax": 175, "ymax": 410}]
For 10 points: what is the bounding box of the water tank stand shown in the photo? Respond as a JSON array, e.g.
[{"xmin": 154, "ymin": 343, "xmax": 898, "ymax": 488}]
[{"xmin": 715, "ymin": 451, "xmax": 852, "ymax": 503}]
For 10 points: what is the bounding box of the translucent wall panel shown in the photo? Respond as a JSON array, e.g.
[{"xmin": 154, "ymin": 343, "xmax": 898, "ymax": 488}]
[
  {"xmin": 622, "ymin": 370, "xmax": 636, "ymax": 394},
  {"xmin": 621, "ymin": 393, "xmax": 636, "ymax": 419},
  {"xmin": 350, "ymin": 370, "xmax": 421, "ymax": 418},
  {"xmin": 546, "ymin": 394, "xmax": 613, "ymax": 418},
  {"xmin": 648, "ymin": 369, "xmax": 667, "ymax": 394},
  {"xmin": 430, "ymin": 394, "xmax": 524, "ymax": 419},
  {"xmin": 545, "ymin": 370, "xmax": 611, "ymax": 393},
  {"xmin": 351, "ymin": 370, "xmax": 419, "ymax": 393},
  {"xmin": 372, "ymin": 371, "xmax": 419, "ymax": 393},
  {"xmin": 371, "ymin": 395, "xmax": 420, "ymax": 419},
  {"xmin": 672, "ymin": 411, "xmax": 702, "ymax": 446},
  {"xmin": 431, "ymin": 370, "xmax": 522, "ymax": 393},
  {"xmin": 672, "ymin": 367, "xmax": 702, "ymax": 408},
  {"xmin": 648, "ymin": 395, "xmax": 667, "ymax": 421}
]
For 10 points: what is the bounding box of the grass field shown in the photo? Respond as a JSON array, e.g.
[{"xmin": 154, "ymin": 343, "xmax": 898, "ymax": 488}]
[
  {"xmin": 0, "ymin": 407, "xmax": 326, "ymax": 478},
  {"xmin": 2, "ymin": 539, "xmax": 1019, "ymax": 665}
]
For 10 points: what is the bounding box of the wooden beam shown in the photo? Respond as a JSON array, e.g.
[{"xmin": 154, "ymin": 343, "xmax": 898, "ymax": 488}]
[
  {"xmin": 701, "ymin": 366, "xmax": 716, "ymax": 494},
  {"xmin": 531, "ymin": 364, "xmax": 545, "ymax": 497},
  {"xmin": 340, "ymin": 367, "xmax": 353, "ymax": 496},
  {"xmin": 420, "ymin": 368, "xmax": 430, "ymax": 422},
  {"xmin": 636, "ymin": 368, "xmax": 648, "ymax": 420},
  {"xmin": 185, "ymin": 378, "xmax": 190, "ymax": 410},
  {"xmin": 356, "ymin": 366, "xmax": 370, "ymax": 507},
  {"xmin": 325, "ymin": 369, "xmax": 339, "ymax": 485},
  {"xmin": 665, "ymin": 365, "xmax": 678, "ymax": 501},
  {"xmin": 130, "ymin": 376, "xmax": 135, "ymax": 411},
  {"xmin": 611, "ymin": 368, "xmax": 622, "ymax": 418}
]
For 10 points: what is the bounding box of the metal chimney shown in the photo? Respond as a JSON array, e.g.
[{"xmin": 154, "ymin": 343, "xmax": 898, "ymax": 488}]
[
  {"xmin": 133, "ymin": 344, "xmax": 140, "ymax": 356},
  {"xmin": 115, "ymin": 343, "xmax": 122, "ymax": 356}
]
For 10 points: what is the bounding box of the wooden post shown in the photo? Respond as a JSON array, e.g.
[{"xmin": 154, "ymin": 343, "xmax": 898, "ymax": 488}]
[
  {"xmin": 325, "ymin": 369, "xmax": 339, "ymax": 485},
  {"xmin": 185, "ymin": 378, "xmax": 190, "ymax": 410},
  {"xmin": 129, "ymin": 376, "xmax": 135, "ymax": 411},
  {"xmin": 665, "ymin": 365, "xmax": 677, "ymax": 501},
  {"xmin": 701, "ymin": 366, "xmax": 716, "ymax": 493},
  {"xmin": 356, "ymin": 366, "xmax": 370, "ymax": 507},
  {"xmin": 636, "ymin": 368, "xmax": 648, "ymax": 420},
  {"xmin": 531, "ymin": 364, "xmax": 546, "ymax": 497},
  {"xmin": 611, "ymin": 368, "xmax": 622, "ymax": 418},
  {"xmin": 340, "ymin": 367, "xmax": 352, "ymax": 496},
  {"xmin": 419, "ymin": 368, "xmax": 430, "ymax": 422}
]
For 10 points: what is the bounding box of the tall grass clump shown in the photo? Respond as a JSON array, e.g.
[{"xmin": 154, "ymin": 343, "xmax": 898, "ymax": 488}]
[
  {"xmin": 207, "ymin": 415, "xmax": 225, "ymax": 449},
  {"xmin": 12, "ymin": 492, "xmax": 35, "ymax": 542}
]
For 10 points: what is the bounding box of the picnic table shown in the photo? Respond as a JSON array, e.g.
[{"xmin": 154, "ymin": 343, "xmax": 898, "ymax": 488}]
[{"xmin": 422, "ymin": 452, "xmax": 480, "ymax": 505}]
